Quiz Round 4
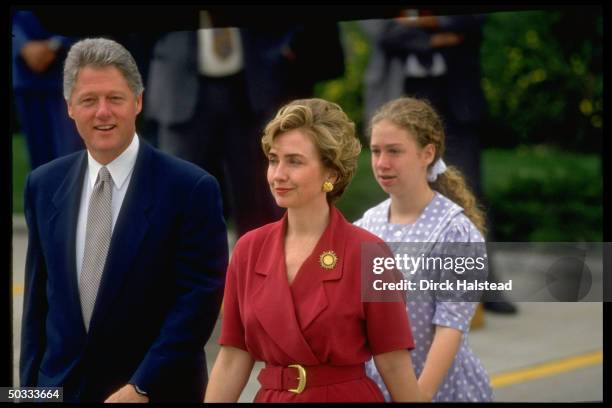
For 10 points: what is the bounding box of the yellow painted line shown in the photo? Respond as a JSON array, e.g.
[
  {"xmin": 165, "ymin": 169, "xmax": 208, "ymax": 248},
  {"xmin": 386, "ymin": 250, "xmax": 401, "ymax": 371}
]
[
  {"xmin": 491, "ymin": 350, "xmax": 603, "ymax": 388},
  {"xmin": 13, "ymin": 284, "xmax": 24, "ymax": 296}
]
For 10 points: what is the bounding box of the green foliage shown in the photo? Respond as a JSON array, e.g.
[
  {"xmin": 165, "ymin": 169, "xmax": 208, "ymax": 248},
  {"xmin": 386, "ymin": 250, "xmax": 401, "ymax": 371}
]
[
  {"xmin": 314, "ymin": 21, "xmax": 370, "ymax": 142},
  {"xmin": 481, "ymin": 10, "xmax": 602, "ymax": 151},
  {"xmin": 337, "ymin": 146, "xmax": 602, "ymax": 242},
  {"xmin": 12, "ymin": 134, "xmax": 29, "ymax": 214},
  {"xmin": 313, "ymin": 11, "xmax": 603, "ymax": 241},
  {"xmin": 483, "ymin": 146, "xmax": 602, "ymax": 241},
  {"xmin": 315, "ymin": 11, "xmax": 603, "ymax": 152},
  {"xmin": 336, "ymin": 149, "xmax": 387, "ymax": 222}
]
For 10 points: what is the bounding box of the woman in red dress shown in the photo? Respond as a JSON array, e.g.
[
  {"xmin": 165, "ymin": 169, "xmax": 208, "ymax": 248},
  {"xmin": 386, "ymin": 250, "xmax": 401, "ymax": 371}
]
[{"xmin": 205, "ymin": 98, "xmax": 421, "ymax": 402}]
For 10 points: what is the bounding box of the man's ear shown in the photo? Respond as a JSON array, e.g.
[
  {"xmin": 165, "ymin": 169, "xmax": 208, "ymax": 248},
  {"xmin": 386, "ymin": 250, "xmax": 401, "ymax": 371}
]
[
  {"xmin": 135, "ymin": 93, "xmax": 143, "ymax": 115},
  {"xmin": 66, "ymin": 99, "xmax": 74, "ymax": 119}
]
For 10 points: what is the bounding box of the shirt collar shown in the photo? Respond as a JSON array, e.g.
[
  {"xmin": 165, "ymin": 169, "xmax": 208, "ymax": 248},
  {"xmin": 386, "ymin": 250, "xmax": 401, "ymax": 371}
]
[{"xmin": 87, "ymin": 134, "xmax": 140, "ymax": 189}]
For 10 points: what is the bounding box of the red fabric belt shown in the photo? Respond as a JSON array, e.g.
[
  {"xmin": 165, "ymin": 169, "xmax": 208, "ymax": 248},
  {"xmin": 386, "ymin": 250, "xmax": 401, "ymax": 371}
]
[{"xmin": 257, "ymin": 363, "xmax": 365, "ymax": 392}]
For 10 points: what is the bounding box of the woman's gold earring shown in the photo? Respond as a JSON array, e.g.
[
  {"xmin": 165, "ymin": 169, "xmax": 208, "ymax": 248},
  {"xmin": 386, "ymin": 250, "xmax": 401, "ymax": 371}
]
[{"xmin": 323, "ymin": 181, "xmax": 334, "ymax": 193}]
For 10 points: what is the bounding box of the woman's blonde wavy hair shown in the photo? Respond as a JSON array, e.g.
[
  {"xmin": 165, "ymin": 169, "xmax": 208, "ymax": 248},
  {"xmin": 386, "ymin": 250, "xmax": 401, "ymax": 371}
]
[
  {"xmin": 370, "ymin": 97, "xmax": 487, "ymax": 234},
  {"xmin": 261, "ymin": 98, "xmax": 361, "ymax": 203}
]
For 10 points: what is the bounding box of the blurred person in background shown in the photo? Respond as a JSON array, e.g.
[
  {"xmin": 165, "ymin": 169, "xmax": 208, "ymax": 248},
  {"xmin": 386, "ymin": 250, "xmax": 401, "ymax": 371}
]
[
  {"xmin": 12, "ymin": 10, "xmax": 84, "ymax": 169},
  {"xmin": 144, "ymin": 11, "xmax": 344, "ymax": 237}
]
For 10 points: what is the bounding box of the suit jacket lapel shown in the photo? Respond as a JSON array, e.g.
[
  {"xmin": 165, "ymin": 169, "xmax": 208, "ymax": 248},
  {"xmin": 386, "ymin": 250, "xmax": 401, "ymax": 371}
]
[
  {"xmin": 49, "ymin": 151, "xmax": 88, "ymax": 335},
  {"xmin": 251, "ymin": 215, "xmax": 319, "ymax": 365},
  {"xmin": 88, "ymin": 142, "xmax": 154, "ymax": 333}
]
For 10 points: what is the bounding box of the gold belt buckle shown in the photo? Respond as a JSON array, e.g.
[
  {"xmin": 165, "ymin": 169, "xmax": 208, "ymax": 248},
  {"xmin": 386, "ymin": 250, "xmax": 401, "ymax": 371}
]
[{"xmin": 287, "ymin": 364, "xmax": 307, "ymax": 394}]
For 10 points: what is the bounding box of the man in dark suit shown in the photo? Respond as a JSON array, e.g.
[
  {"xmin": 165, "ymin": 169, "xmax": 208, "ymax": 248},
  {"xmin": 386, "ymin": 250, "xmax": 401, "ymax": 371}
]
[
  {"xmin": 12, "ymin": 10, "xmax": 84, "ymax": 169},
  {"xmin": 144, "ymin": 17, "xmax": 344, "ymax": 237},
  {"xmin": 20, "ymin": 37, "xmax": 228, "ymax": 402}
]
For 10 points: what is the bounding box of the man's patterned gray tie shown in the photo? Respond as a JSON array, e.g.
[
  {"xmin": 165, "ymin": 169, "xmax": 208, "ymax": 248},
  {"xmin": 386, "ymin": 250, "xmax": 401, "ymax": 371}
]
[{"xmin": 79, "ymin": 166, "xmax": 113, "ymax": 331}]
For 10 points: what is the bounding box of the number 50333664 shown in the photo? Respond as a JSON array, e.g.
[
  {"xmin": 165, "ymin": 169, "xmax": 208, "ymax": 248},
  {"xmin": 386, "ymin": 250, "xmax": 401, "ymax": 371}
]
[{"xmin": 2, "ymin": 387, "xmax": 62, "ymax": 402}]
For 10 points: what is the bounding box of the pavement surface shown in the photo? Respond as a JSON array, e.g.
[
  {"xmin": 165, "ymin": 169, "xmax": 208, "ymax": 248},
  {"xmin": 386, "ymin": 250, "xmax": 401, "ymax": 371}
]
[{"xmin": 11, "ymin": 215, "xmax": 603, "ymax": 402}]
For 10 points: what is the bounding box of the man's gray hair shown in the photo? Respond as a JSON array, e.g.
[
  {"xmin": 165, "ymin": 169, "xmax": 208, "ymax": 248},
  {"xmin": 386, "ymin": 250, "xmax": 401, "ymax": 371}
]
[{"xmin": 63, "ymin": 38, "xmax": 144, "ymax": 101}]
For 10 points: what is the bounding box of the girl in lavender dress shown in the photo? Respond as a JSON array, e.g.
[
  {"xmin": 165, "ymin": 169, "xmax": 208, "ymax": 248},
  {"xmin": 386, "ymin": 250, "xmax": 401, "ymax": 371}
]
[{"xmin": 355, "ymin": 97, "xmax": 494, "ymax": 402}]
